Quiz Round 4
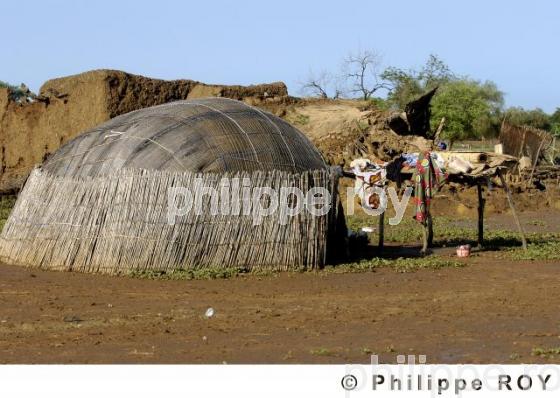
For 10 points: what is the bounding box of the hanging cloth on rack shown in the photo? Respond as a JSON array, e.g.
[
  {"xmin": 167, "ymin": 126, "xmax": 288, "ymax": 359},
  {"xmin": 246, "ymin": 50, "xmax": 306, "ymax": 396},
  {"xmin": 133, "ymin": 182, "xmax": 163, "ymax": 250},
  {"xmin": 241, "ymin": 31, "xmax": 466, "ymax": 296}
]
[{"xmin": 412, "ymin": 152, "xmax": 448, "ymax": 224}]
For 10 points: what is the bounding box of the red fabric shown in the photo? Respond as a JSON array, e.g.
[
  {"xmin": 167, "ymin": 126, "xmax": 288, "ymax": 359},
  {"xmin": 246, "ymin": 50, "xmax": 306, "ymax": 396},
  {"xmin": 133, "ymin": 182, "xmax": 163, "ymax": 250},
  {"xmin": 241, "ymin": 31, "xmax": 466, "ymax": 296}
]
[{"xmin": 413, "ymin": 152, "xmax": 448, "ymax": 224}]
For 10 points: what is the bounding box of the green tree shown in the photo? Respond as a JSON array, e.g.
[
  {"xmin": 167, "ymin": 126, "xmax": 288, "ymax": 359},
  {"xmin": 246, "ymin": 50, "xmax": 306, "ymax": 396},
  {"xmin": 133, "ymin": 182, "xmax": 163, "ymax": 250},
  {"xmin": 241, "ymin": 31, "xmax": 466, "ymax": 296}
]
[
  {"xmin": 382, "ymin": 55, "xmax": 504, "ymax": 145},
  {"xmin": 547, "ymin": 107, "xmax": 560, "ymax": 136},
  {"xmin": 381, "ymin": 68, "xmax": 423, "ymax": 110},
  {"xmin": 418, "ymin": 54, "xmax": 454, "ymax": 89},
  {"xmin": 503, "ymin": 107, "xmax": 551, "ymax": 131},
  {"xmin": 551, "ymin": 108, "xmax": 560, "ymax": 125},
  {"xmin": 430, "ymin": 80, "xmax": 504, "ymax": 146},
  {"xmin": 382, "ymin": 54, "xmax": 454, "ymax": 109}
]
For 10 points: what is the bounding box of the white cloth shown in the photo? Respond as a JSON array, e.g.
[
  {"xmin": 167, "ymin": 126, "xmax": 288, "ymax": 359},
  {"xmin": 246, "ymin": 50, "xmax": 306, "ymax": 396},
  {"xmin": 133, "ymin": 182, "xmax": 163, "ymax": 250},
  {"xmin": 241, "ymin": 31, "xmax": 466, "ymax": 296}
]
[{"xmin": 351, "ymin": 158, "xmax": 387, "ymax": 210}]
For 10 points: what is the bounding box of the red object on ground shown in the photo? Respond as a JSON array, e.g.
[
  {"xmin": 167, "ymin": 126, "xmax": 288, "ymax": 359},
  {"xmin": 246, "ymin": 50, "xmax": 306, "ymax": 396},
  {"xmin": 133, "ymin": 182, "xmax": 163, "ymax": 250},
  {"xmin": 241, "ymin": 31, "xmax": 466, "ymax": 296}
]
[{"xmin": 456, "ymin": 244, "xmax": 471, "ymax": 257}]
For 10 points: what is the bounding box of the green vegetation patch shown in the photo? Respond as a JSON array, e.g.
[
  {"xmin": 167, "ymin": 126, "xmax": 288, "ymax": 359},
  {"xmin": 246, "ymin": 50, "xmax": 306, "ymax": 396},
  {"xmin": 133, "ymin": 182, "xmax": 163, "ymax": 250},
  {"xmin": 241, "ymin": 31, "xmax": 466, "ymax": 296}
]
[
  {"xmin": 129, "ymin": 267, "xmax": 250, "ymax": 280},
  {"xmin": 347, "ymin": 213, "xmax": 560, "ymax": 250},
  {"xmin": 0, "ymin": 196, "xmax": 17, "ymax": 231},
  {"xmin": 507, "ymin": 240, "xmax": 560, "ymax": 261},
  {"xmin": 289, "ymin": 112, "xmax": 310, "ymax": 126},
  {"xmin": 324, "ymin": 256, "xmax": 464, "ymax": 274},
  {"xmin": 310, "ymin": 348, "xmax": 335, "ymax": 356},
  {"xmin": 532, "ymin": 347, "xmax": 560, "ymax": 359}
]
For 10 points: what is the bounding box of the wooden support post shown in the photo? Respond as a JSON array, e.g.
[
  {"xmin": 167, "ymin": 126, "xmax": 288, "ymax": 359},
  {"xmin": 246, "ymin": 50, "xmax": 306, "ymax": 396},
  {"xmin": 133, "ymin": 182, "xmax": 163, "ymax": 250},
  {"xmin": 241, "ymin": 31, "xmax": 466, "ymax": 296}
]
[
  {"xmin": 497, "ymin": 169, "xmax": 527, "ymax": 250},
  {"xmin": 433, "ymin": 117, "xmax": 446, "ymax": 144},
  {"xmin": 518, "ymin": 130, "xmax": 527, "ymax": 158},
  {"xmin": 551, "ymin": 137, "xmax": 556, "ymax": 164},
  {"xmin": 528, "ymin": 137, "xmax": 547, "ymax": 187},
  {"xmin": 427, "ymin": 212, "xmax": 433, "ymax": 248},
  {"xmin": 477, "ymin": 183, "xmax": 485, "ymax": 249},
  {"xmin": 378, "ymin": 211, "xmax": 385, "ymax": 250},
  {"xmin": 421, "ymin": 222, "xmax": 429, "ymax": 254}
]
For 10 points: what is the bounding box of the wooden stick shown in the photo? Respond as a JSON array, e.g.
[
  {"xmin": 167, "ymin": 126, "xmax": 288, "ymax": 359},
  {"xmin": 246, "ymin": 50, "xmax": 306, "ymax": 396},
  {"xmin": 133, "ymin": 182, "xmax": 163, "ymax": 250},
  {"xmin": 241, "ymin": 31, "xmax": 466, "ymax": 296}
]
[
  {"xmin": 477, "ymin": 182, "xmax": 485, "ymax": 249},
  {"xmin": 497, "ymin": 169, "xmax": 527, "ymax": 250},
  {"xmin": 518, "ymin": 129, "xmax": 527, "ymax": 158},
  {"xmin": 528, "ymin": 136, "xmax": 547, "ymax": 187},
  {"xmin": 433, "ymin": 117, "xmax": 445, "ymax": 144},
  {"xmin": 427, "ymin": 212, "xmax": 433, "ymax": 248},
  {"xmin": 421, "ymin": 223, "xmax": 428, "ymax": 254},
  {"xmin": 378, "ymin": 211, "xmax": 384, "ymax": 250}
]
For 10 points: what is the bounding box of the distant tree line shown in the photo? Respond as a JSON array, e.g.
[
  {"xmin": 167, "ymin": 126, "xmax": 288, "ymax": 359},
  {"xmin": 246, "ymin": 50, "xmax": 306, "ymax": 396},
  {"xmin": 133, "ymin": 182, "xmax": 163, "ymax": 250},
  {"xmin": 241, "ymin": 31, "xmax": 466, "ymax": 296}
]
[{"xmin": 300, "ymin": 51, "xmax": 560, "ymax": 145}]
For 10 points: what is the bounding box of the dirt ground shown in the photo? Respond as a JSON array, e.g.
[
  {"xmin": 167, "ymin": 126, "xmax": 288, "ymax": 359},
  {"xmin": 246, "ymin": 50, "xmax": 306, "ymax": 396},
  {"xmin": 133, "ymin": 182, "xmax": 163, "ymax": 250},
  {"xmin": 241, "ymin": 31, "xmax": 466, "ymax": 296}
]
[{"xmin": 0, "ymin": 210, "xmax": 559, "ymax": 365}]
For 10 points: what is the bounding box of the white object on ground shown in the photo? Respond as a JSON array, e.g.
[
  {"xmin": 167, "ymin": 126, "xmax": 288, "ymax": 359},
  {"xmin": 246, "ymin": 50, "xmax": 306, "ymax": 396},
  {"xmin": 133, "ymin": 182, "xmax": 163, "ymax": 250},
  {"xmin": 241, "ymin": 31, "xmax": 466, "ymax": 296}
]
[
  {"xmin": 205, "ymin": 307, "xmax": 215, "ymax": 318},
  {"xmin": 518, "ymin": 156, "xmax": 532, "ymax": 171}
]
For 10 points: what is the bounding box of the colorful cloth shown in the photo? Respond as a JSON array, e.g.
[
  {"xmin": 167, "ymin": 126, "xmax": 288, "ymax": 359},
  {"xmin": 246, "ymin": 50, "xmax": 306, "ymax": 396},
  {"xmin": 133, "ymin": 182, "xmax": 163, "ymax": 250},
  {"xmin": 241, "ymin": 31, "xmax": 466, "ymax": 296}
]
[
  {"xmin": 402, "ymin": 153, "xmax": 419, "ymax": 167},
  {"xmin": 355, "ymin": 168, "xmax": 386, "ymax": 186},
  {"xmin": 413, "ymin": 152, "xmax": 448, "ymax": 224}
]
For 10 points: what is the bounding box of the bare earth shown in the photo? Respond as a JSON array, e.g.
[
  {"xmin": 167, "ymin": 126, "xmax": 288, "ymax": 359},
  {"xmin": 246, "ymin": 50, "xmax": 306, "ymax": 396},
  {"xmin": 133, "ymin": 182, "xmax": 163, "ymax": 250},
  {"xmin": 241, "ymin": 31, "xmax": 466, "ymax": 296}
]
[
  {"xmin": 0, "ymin": 249, "xmax": 559, "ymax": 364},
  {"xmin": 0, "ymin": 208, "xmax": 559, "ymax": 364}
]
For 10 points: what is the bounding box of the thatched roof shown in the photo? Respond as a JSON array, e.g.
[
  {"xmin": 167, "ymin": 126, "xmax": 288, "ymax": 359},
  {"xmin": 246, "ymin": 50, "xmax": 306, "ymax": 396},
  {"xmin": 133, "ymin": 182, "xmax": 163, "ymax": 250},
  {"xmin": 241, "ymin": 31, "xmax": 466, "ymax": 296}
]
[
  {"xmin": 0, "ymin": 98, "xmax": 342, "ymax": 274},
  {"xmin": 43, "ymin": 98, "xmax": 326, "ymax": 177}
]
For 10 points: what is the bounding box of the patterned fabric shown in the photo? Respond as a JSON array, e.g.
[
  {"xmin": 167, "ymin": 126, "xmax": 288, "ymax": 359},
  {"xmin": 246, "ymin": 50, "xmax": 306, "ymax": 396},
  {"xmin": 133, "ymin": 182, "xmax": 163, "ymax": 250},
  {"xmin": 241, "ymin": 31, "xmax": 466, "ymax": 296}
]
[{"xmin": 413, "ymin": 152, "xmax": 448, "ymax": 224}]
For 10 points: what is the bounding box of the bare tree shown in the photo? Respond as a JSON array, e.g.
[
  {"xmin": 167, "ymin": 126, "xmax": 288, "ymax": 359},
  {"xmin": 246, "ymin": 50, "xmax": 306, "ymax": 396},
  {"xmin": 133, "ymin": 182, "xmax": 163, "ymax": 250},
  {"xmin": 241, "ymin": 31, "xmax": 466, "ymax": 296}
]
[
  {"xmin": 332, "ymin": 74, "xmax": 347, "ymax": 99},
  {"xmin": 343, "ymin": 50, "xmax": 389, "ymax": 100},
  {"xmin": 300, "ymin": 70, "xmax": 332, "ymax": 99}
]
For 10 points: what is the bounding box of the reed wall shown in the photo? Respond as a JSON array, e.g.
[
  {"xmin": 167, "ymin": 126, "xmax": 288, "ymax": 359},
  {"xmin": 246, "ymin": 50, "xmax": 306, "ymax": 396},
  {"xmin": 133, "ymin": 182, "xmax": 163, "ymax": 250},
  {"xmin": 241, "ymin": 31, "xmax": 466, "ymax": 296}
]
[{"xmin": 0, "ymin": 167, "xmax": 341, "ymax": 274}]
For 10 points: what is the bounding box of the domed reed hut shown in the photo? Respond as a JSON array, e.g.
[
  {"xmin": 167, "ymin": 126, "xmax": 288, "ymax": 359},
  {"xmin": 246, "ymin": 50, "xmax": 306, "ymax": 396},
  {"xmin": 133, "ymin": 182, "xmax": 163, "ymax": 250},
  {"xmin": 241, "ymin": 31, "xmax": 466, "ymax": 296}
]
[{"xmin": 0, "ymin": 98, "xmax": 343, "ymax": 274}]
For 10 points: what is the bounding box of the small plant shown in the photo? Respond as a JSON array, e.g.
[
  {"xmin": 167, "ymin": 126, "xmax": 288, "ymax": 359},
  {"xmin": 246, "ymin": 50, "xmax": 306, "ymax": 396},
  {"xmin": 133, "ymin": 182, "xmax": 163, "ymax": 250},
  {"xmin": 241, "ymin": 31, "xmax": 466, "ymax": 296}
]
[
  {"xmin": 385, "ymin": 345, "xmax": 395, "ymax": 353},
  {"xmin": 361, "ymin": 347, "xmax": 373, "ymax": 355},
  {"xmin": 282, "ymin": 350, "xmax": 294, "ymax": 361},
  {"xmin": 529, "ymin": 220, "xmax": 546, "ymax": 227},
  {"xmin": 293, "ymin": 113, "xmax": 310, "ymax": 125},
  {"xmin": 310, "ymin": 348, "xmax": 334, "ymax": 356},
  {"xmin": 0, "ymin": 196, "xmax": 17, "ymax": 231},
  {"xmin": 531, "ymin": 347, "xmax": 560, "ymax": 359}
]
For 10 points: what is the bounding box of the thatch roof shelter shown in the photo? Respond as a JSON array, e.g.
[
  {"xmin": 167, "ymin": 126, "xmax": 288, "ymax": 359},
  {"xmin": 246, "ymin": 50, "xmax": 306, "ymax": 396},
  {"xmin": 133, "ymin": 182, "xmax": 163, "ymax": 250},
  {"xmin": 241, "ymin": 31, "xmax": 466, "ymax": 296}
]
[{"xmin": 0, "ymin": 98, "xmax": 342, "ymax": 274}]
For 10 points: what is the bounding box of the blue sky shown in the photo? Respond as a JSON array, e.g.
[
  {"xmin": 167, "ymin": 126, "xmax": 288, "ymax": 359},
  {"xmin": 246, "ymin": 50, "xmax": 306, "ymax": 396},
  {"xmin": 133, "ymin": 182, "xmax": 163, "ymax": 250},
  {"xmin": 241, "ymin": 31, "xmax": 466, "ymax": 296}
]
[{"xmin": 3, "ymin": 0, "xmax": 559, "ymax": 112}]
